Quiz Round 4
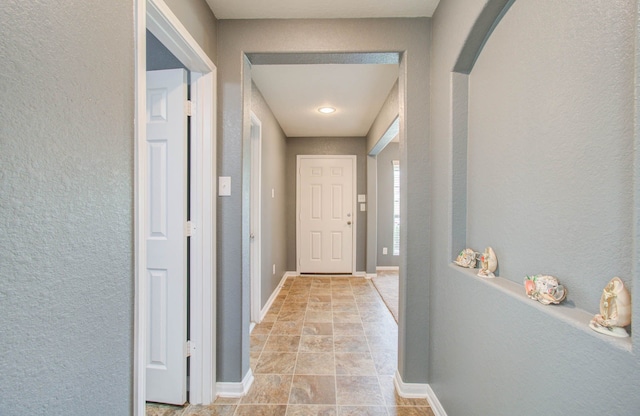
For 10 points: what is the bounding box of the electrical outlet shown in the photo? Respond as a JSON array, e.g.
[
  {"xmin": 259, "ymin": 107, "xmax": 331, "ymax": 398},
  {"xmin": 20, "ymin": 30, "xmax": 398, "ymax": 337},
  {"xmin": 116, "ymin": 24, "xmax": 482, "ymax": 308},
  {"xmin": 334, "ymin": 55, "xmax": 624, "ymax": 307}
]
[{"xmin": 383, "ymin": 247, "xmax": 388, "ymax": 255}]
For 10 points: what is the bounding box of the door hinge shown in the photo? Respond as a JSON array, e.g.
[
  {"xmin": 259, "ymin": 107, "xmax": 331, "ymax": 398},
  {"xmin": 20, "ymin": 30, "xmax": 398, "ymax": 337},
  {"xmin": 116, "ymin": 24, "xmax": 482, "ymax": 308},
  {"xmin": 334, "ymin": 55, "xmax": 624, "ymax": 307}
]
[
  {"xmin": 186, "ymin": 221, "xmax": 196, "ymax": 237},
  {"xmin": 186, "ymin": 340, "xmax": 196, "ymax": 357},
  {"xmin": 185, "ymin": 100, "xmax": 193, "ymax": 117}
]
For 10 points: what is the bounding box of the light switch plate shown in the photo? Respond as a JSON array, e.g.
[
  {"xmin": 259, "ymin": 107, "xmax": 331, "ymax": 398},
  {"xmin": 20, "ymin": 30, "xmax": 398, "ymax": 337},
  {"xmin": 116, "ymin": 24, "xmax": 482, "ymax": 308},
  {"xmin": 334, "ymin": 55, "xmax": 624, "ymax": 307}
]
[
  {"xmin": 358, "ymin": 194, "xmax": 366, "ymax": 202},
  {"xmin": 360, "ymin": 203, "xmax": 366, "ymax": 212},
  {"xmin": 219, "ymin": 176, "xmax": 231, "ymax": 196}
]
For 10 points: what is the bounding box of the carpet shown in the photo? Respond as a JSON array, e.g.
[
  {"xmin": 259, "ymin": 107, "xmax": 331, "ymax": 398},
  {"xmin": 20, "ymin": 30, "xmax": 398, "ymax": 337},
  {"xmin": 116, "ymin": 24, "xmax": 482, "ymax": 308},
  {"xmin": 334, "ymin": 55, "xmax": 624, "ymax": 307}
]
[{"xmin": 372, "ymin": 269, "xmax": 399, "ymax": 322}]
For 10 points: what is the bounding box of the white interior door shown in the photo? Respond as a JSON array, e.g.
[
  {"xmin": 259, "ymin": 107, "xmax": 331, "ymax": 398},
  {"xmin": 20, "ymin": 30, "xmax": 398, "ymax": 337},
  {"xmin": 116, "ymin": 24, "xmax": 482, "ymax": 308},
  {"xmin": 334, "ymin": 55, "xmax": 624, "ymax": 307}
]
[
  {"xmin": 250, "ymin": 113, "xmax": 262, "ymax": 323},
  {"xmin": 298, "ymin": 156, "xmax": 355, "ymax": 274},
  {"xmin": 146, "ymin": 68, "xmax": 188, "ymax": 405}
]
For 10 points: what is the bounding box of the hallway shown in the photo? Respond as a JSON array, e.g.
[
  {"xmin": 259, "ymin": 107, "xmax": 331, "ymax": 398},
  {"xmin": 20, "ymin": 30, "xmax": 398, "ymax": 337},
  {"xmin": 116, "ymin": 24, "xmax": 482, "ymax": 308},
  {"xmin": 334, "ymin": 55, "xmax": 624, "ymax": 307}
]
[{"xmin": 147, "ymin": 275, "xmax": 434, "ymax": 415}]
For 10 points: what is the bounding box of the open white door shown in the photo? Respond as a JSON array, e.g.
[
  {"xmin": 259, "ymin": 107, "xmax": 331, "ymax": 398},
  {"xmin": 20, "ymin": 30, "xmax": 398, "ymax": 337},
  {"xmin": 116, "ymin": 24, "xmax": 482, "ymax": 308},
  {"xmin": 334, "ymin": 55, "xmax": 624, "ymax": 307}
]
[
  {"xmin": 145, "ymin": 68, "xmax": 188, "ymax": 405},
  {"xmin": 250, "ymin": 113, "xmax": 262, "ymax": 323},
  {"xmin": 297, "ymin": 156, "xmax": 356, "ymax": 274}
]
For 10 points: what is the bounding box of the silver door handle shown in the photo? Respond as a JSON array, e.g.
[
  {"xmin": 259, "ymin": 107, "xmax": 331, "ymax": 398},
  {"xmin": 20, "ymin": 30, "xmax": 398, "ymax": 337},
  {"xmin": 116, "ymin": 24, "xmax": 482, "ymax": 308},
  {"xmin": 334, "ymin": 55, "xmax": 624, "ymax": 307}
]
[{"xmin": 250, "ymin": 233, "xmax": 255, "ymax": 239}]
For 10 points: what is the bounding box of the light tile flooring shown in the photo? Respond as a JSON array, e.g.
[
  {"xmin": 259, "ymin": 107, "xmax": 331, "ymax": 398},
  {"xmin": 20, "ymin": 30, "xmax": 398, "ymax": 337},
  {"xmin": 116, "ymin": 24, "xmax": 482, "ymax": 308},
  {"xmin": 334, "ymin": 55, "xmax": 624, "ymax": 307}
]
[{"xmin": 147, "ymin": 275, "xmax": 434, "ymax": 416}]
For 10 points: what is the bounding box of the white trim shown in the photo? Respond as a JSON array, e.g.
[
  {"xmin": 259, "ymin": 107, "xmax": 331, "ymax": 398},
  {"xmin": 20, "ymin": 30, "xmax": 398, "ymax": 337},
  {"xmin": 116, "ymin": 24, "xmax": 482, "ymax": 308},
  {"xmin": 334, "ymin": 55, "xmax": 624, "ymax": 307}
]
[
  {"xmin": 216, "ymin": 369, "xmax": 255, "ymax": 398},
  {"xmin": 135, "ymin": 0, "xmax": 217, "ymax": 412},
  {"xmin": 259, "ymin": 272, "xmax": 292, "ymax": 320},
  {"xmin": 393, "ymin": 370, "xmax": 428, "ymax": 398},
  {"xmin": 392, "ymin": 371, "xmax": 447, "ymax": 416},
  {"xmin": 365, "ymin": 273, "xmax": 376, "ymax": 279},
  {"xmin": 353, "ymin": 271, "xmax": 367, "ymax": 277},
  {"xmin": 250, "ymin": 112, "xmax": 263, "ymax": 324},
  {"xmin": 376, "ymin": 266, "xmax": 400, "ymax": 271},
  {"xmin": 425, "ymin": 384, "xmax": 448, "ymax": 416},
  {"xmin": 296, "ymin": 155, "xmax": 357, "ymax": 275},
  {"xmin": 133, "ymin": 2, "xmax": 146, "ymax": 415}
]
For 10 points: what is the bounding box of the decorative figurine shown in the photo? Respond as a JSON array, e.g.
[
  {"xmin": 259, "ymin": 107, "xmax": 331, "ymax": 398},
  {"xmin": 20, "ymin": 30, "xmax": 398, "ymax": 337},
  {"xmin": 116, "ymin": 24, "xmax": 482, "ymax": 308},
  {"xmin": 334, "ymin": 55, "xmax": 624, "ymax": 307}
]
[
  {"xmin": 477, "ymin": 247, "xmax": 497, "ymax": 278},
  {"xmin": 589, "ymin": 277, "xmax": 631, "ymax": 338},
  {"xmin": 454, "ymin": 248, "xmax": 478, "ymax": 268},
  {"xmin": 524, "ymin": 275, "xmax": 567, "ymax": 305}
]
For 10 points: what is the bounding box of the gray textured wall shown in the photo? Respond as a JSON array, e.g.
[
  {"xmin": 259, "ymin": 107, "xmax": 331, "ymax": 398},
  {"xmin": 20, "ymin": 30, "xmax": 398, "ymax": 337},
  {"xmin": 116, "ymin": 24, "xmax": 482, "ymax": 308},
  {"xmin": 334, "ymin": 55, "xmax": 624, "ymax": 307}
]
[
  {"xmin": 250, "ymin": 83, "xmax": 288, "ymax": 308},
  {"xmin": 367, "ymin": 81, "xmax": 399, "ymax": 153},
  {"xmin": 217, "ymin": 18, "xmax": 430, "ymax": 383},
  {"xmin": 429, "ymin": 0, "xmax": 640, "ymax": 414},
  {"xmin": 164, "ymin": 0, "xmax": 218, "ymax": 65},
  {"xmin": 0, "ymin": 1, "xmax": 134, "ymax": 414},
  {"xmin": 377, "ymin": 143, "xmax": 400, "ymax": 267},
  {"xmin": 286, "ymin": 137, "xmax": 369, "ymax": 272}
]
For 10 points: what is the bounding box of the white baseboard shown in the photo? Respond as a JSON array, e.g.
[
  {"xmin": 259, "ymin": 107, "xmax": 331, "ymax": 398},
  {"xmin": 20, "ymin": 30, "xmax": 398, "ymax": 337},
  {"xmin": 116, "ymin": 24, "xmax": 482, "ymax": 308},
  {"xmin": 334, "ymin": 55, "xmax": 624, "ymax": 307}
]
[
  {"xmin": 394, "ymin": 371, "xmax": 447, "ymax": 416},
  {"xmin": 426, "ymin": 384, "xmax": 448, "ymax": 416},
  {"xmin": 259, "ymin": 272, "xmax": 295, "ymax": 321},
  {"xmin": 365, "ymin": 273, "xmax": 376, "ymax": 279},
  {"xmin": 376, "ymin": 266, "xmax": 400, "ymax": 271},
  {"xmin": 353, "ymin": 271, "xmax": 366, "ymax": 277},
  {"xmin": 216, "ymin": 369, "xmax": 254, "ymax": 398}
]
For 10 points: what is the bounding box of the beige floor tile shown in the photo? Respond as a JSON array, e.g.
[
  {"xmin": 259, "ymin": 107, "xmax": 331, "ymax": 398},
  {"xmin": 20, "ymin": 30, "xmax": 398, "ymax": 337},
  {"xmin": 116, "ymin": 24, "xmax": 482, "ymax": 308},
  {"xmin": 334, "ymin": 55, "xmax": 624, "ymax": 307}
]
[
  {"xmin": 332, "ymin": 303, "xmax": 359, "ymax": 313},
  {"xmin": 296, "ymin": 352, "xmax": 335, "ymax": 375},
  {"xmin": 333, "ymin": 323, "xmax": 365, "ymax": 336},
  {"xmin": 370, "ymin": 348, "xmax": 398, "ymax": 376},
  {"xmin": 212, "ymin": 397, "xmax": 241, "ymax": 405},
  {"xmin": 307, "ymin": 302, "xmax": 332, "ymax": 312},
  {"xmin": 255, "ymin": 352, "xmax": 297, "ymax": 374},
  {"xmin": 386, "ymin": 407, "xmax": 435, "ymax": 416},
  {"xmin": 279, "ymin": 310, "xmax": 307, "ymax": 322},
  {"xmin": 299, "ymin": 335, "xmax": 334, "ymax": 353},
  {"xmin": 183, "ymin": 404, "xmax": 236, "ymax": 416},
  {"xmin": 253, "ymin": 322, "xmax": 275, "ymax": 335},
  {"xmin": 281, "ymin": 302, "xmax": 308, "ymax": 312},
  {"xmin": 146, "ymin": 403, "xmax": 186, "ymax": 416},
  {"xmin": 242, "ymin": 374, "xmax": 293, "ymax": 404},
  {"xmin": 332, "ymin": 312, "xmax": 361, "ymax": 324},
  {"xmin": 335, "ymin": 376, "xmax": 384, "ymax": 406},
  {"xmin": 334, "ymin": 352, "xmax": 377, "ymax": 376},
  {"xmin": 305, "ymin": 310, "xmax": 334, "ymax": 323},
  {"xmin": 333, "ymin": 335, "xmax": 369, "ymax": 353},
  {"xmin": 290, "ymin": 375, "xmax": 337, "ymax": 405},
  {"xmin": 337, "ymin": 406, "xmax": 388, "ymax": 416},
  {"xmin": 308, "ymin": 294, "xmax": 332, "ymax": 303},
  {"xmin": 251, "ymin": 334, "xmax": 269, "ymax": 353},
  {"xmin": 263, "ymin": 311, "xmax": 280, "ymax": 322},
  {"xmin": 286, "ymin": 404, "xmax": 337, "ymax": 416},
  {"xmin": 302, "ymin": 322, "xmax": 333, "ymax": 336},
  {"xmin": 272, "ymin": 321, "xmax": 305, "ymax": 336},
  {"xmin": 264, "ymin": 335, "xmax": 301, "ymax": 352},
  {"xmin": 366, "ymin": 334, "xmax": 398, "ymax": 351},
  {"xmin": 235, "ymin": 404, "xmax": 288, "ymax": 416}
]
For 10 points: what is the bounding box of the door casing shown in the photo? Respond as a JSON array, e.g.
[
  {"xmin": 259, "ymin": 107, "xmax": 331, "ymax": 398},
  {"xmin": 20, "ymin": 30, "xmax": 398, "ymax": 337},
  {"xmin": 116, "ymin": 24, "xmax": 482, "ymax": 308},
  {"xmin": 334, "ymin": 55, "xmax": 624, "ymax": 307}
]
[{"xmin": 135, "ymin": 0, "xmax": 217, "ymax": 413}]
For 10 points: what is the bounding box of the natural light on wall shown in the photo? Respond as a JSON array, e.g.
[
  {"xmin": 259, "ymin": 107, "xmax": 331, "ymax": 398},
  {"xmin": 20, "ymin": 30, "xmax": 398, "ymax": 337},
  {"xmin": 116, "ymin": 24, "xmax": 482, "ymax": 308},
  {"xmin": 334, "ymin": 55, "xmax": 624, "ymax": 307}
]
[{"xmin": 393, "ymin": 160, "xmax": 400, "ymax": 256}]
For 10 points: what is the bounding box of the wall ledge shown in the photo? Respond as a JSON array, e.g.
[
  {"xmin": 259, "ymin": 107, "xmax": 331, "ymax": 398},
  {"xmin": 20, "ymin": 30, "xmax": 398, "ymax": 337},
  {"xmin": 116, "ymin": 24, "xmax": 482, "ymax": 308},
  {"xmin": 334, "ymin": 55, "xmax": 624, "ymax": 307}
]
[{"xmin": 449, "ymin": 263, "xmax": 632, "ymax": 353}]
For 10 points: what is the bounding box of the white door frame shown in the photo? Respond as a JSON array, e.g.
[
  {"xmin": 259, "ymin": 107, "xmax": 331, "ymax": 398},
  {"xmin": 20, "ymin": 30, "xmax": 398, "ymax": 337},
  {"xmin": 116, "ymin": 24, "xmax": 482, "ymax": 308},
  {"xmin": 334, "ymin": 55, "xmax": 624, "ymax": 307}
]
[
  {"xmin": 249, "ymin": 112, "xmax": 262, "ymax": 324},
  {"xmin": 296, "ymin": 155, "xmax": 357, "ymax": 275},
  {"xmin": 135, "ymin": 0, "xmax": 217, "ymax": 414}
]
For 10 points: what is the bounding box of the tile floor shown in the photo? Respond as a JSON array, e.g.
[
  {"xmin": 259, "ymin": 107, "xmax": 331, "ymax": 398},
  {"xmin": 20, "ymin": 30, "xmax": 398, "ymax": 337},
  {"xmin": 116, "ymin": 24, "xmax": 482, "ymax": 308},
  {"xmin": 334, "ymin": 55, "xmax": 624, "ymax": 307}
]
[{"xmin": 147, "ymin": 275, "xmax": 434, "ymax": 416}]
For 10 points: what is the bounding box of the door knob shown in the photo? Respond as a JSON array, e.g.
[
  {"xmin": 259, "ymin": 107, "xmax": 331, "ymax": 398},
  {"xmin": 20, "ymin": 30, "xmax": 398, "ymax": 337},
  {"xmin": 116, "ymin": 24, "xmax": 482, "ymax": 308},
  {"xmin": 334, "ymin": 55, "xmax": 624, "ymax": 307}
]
[
  {"xmin": 347, "ymin": 221, "xmax": 352, "ymax": 225},
  {"xmin": 250, "ymin": 233, "xmax": 255, "ymax": 239}
]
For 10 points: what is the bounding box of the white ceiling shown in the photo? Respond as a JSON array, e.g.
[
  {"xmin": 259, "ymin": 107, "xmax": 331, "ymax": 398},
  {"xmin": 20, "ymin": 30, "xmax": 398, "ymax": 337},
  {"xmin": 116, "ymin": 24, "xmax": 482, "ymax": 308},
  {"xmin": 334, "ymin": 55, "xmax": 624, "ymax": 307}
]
[
  {"xmin": 252, "ymin": 64, "xmax": 399, "ymax": 137},
  {"xmin": 205, "ymin": 0, "xmax": 440, "ymax": 20},
  {"xmin": 208, "ymin": 0, "xmax": 439, "ymax": 138}
]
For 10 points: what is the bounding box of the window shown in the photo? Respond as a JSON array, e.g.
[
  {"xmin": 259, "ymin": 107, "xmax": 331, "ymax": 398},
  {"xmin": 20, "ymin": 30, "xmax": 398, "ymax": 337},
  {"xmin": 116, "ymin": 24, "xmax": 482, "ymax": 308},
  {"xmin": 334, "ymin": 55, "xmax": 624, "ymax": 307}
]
[{"xmin": 393, "ymin": 160, "xmax": 400, "ymax": 256}]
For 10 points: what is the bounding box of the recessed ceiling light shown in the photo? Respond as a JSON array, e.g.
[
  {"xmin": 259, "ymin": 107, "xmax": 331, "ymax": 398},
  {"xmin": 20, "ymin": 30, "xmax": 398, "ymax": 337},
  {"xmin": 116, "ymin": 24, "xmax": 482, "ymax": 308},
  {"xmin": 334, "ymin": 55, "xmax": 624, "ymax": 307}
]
[{"xmin": 318, "ymin": 107, "xmax": 336, "ymax": 114}]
